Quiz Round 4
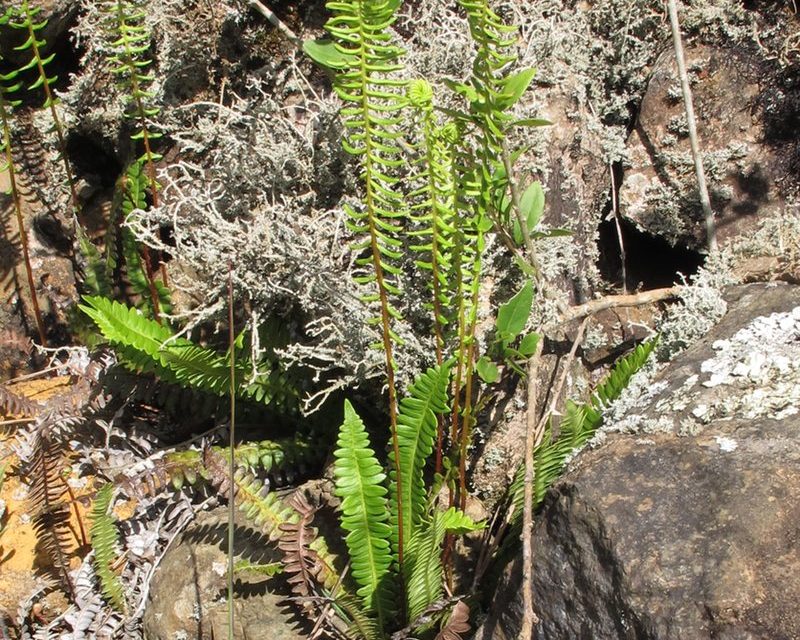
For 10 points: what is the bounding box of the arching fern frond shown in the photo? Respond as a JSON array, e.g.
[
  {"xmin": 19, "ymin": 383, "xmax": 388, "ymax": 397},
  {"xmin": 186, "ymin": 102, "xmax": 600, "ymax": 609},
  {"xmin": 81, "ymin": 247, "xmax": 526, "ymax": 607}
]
[
  {"xmin": 90, "ymin": 483, "xmax": 126, "ymax": 612},
  {"xmin": 389, "ymin": 361, "xmax": 453, "ymax": 558},
  {"xmin": 80, "ymin": 296, "xmax": 298, "ymax": 410},
  {"xmin": 334, "ymin": 399, "xmax": 395, "ymax": 629}
]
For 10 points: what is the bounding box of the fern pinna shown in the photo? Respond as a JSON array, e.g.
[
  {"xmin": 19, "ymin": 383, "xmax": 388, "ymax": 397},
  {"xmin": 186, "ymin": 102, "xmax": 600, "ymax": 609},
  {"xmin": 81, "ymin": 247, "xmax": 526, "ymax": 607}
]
[{"xmin": 0, "ymin": 12, "xmax": 46, "ymax": 345}]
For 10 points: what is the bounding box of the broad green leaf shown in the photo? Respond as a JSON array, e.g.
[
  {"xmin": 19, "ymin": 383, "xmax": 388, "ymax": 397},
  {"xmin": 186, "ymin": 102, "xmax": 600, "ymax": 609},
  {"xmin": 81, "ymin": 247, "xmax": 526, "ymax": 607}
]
[
  {"xmin": 497, "ymin": 67, "xmax": 537, "ymax": 111},
  {"xmin": 496, "ymin": 281, "xmax": 533, "ymax": 343},
  {"xmin": 518, "ymin": 332, "xmax": 541, "ymax": 357},
  {"xmin": 303, "ymin": 39, "xmax": 355, "ymax": 70},
  {"xmin": 476, "ymin": 356, "xmax": 499, "ymax": 383},
  {"xmin": 513, "ymin": 181, "xmax": 545, "ymax": 244}
]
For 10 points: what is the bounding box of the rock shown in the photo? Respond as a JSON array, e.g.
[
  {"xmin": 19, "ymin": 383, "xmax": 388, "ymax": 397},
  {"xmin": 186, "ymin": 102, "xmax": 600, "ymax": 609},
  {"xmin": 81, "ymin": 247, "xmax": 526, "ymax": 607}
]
[
  {"xmin": 143, "ymin": 507, "xmax": 306, "ymax": 640},
  {"xmin": 478, "ymin": 283, "xmax": 800, "ymax": 640},
  {"xmin": 619, "ymin": 44, "xmax": 798, "ymax": 251}
]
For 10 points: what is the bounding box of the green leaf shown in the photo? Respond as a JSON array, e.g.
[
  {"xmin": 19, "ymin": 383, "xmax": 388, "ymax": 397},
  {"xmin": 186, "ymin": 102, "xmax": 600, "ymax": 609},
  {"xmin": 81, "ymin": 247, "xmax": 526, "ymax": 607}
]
[
  {"xmin": 513, "ymin": 181, "xmax": 545, "ymax": 245},
  {"xmin": 496, "ymin": 67, "xmax": 537, "ymax": 111},
  {"xmin": 303, "ymin": 39, "xmax": 356, "ymax": 70},
  {"xmin": 476, "ymin": 356, "xmax": 499, "ymax": 383},
  {"xmin": 518, "ymin": 332, "xmax": 540, "ymax": 357},
  {"xmin": 496, "ymin": 281, "xmax": 533, "ymax": 343}
]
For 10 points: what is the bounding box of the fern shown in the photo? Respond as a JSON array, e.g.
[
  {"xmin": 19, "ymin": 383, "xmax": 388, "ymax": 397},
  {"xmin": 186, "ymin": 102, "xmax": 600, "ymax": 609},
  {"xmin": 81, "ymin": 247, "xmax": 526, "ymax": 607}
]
[
  {"xmin": 334, "ymin": 400, "xmax": 395, "ymax": 628},
  {"xmin": 7, "ymin": 0, "xmax": 79, "ymax": 213},
  {"xmin": 389, "ymin": 361, "xmax": 453, "ymax": 558},
  {"xmin": 407, "ymin": 81, "xmax": 457, "ymax": 362},
  {"xmin": 505, "ymin": 339, "xmax": 657, "ymax": 531},
  {"xmin": 0, "ymin": 19, "xmax": 46, "ymax": 344},
  {"xmin": 80, "ymin": 296, "xmax": 298, "ymax": 409},
  {"xmin": 403, "ymin": 507, "xmax": 481, "ymax": 620},
  {"xmin": 90, "ymin": 483, "xmax": 126, "ymax": 612}
]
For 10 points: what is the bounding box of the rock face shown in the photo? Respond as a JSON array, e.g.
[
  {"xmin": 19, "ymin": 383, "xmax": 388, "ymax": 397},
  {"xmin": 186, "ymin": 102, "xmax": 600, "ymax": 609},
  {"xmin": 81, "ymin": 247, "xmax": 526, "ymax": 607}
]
[
  {"xmin": 143, "ymin": 508, "xmax": 305, "ymax": 640},
  {"xmin": 478, "ymin": 284, "xmax": 800, "ymax": 640},
  {"xmin": 620, "ymin": 44, "xmax": 799, "ymax": 251}
]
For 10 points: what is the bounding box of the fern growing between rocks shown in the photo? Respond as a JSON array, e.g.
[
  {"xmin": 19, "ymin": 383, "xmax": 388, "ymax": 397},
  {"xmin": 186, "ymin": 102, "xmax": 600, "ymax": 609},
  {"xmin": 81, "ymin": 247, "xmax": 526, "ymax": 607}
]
[
  {"xmin": 0, "ymin": 12, "xmax": 46, "ymax": 345},
  {"xmin": 103, "ymin": 0, "xmax": 168, "ymax": 315},
  {"xmin": 90, "ymin": 483, "xmax": 126, "ymax": 612}
]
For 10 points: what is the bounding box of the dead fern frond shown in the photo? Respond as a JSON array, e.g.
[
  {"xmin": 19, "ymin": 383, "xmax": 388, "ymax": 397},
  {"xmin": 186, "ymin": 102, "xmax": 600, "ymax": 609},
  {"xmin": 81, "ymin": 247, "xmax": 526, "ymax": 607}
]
[
  {"xmin": 26, "ymin": 424, "xmax": 76, "ymax": 598},
  {"xmin": 278, "ymin": 492, "xmax": 327, "ymax": 599},
  {"xmin": 0, "ymin": 383, "xmax": 41, "ymax": 417},
  {"xmin": 0, "ymin": 328, "xmax": 33, "ymax": 355},
  {"xmin": 435, "ymin": 601, "xmax": 470, "ymax": 640}
]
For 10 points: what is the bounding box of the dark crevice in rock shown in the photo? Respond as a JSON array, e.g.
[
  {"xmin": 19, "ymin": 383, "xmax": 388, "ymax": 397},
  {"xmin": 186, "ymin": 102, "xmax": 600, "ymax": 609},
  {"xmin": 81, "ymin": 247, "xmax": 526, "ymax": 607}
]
[
  {"xmin": 65, "ymin": 131, "xmax": 122, "ymax": 189},
  {"xmin": 597, "ymin": 214, "xmax": 704, "ymax": 290}
]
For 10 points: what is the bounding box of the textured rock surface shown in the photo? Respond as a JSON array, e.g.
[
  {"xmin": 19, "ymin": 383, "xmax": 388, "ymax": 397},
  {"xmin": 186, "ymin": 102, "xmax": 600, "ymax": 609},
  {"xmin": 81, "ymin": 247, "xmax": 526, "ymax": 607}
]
[
  {"xmin": 478, "ymin": 284, "xmax": 800, "ymax": 640},
  {"xmin": 620, "ymin": 44, "xmax": 799, "ymax": 250},
  {"xmin": 143, "ymin": 507, "xmax": 305, "ymax": 640}
]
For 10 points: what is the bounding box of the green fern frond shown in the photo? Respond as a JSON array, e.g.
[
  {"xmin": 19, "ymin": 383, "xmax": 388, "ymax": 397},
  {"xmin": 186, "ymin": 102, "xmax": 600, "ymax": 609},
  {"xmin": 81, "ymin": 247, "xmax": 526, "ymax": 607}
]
[
  {"xmin": 7, "ymin": 1, "xmax": 60, "ymax": 108},
  {"xmin": 90, "ymin": 483, "xmax": 126, "ymax": 612},
  {"xmin": 104, "ymin": 0, "xmax": 163, "ymax": 161},
  {"xmin": 334, "ymin": 400, "xmax": 395, "ymax": 628},
  {"xmin": 323, "ymin": 0, "xmax": 408, "ymax": 353},
  {"xmin": 389, "ymin": 361, "xmax": 453, "ymax": 557},
  {"xmin": 404, "ymin": 507, "xmax": 481, "ymax": 621},
  {"xmin": 80, "ymin": 296, "xmax": 297, "ymax": 409},
  {"xmin": 408, "ymin": 82, "xmax": 458, "ymax": 358},
  {"xmin": 510, "ymin": 339, "xmax": 657, "ymax": 514}
]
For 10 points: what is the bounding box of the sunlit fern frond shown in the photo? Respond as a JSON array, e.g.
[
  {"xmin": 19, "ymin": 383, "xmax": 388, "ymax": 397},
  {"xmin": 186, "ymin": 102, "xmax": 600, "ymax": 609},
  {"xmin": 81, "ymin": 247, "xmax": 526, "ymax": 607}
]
[
  {"xmin": 90, "ymin": 483, "xmax": 126, "ymax": 612},
  {"xmin": 407, "ymin": 82, "xmax": 459, "ymax": 356},
  {"xmin": 403, "ymin": 507, "xmax": 481, "ymax": 621},
  {"xmin": 323, "ymin": 0, "xmax": 408, "ymax": 352},
  {"xmin": 389, "ymin": 361, "xmax": 453, "ymax": 558},
  {"xmin": 80, "ymin": 296, "xmax": 299, "ymax": 410},
  {"xmin": 333, "ymin": 399, "xmax": 396, "ymax": 629}
]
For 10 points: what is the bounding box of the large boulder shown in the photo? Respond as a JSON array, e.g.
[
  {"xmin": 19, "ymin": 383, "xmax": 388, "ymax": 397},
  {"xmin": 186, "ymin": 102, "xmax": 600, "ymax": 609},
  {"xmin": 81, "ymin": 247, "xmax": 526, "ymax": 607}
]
[{"xmin": 478, "ymin": 283, "xmax": 800, "ymax": 639}]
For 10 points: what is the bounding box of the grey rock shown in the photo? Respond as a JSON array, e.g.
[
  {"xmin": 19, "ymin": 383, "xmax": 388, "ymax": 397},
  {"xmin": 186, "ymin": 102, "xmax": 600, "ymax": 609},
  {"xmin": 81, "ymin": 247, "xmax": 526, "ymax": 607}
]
[
  {"xmin": 478, "ymin": 284, "xmax": 800, "ymax": 640},
  {"xmin": 619, "ymin": 44, "xmax": 798, "ymax": 251},
  {"xmin": 143, "ymin": 507, "xmax": 305, "ymax": 640}
]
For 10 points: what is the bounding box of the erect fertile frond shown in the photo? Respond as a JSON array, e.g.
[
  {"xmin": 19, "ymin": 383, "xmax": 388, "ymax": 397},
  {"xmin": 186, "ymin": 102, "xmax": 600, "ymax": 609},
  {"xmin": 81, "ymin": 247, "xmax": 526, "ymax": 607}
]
[
  {"xmin": 333, "ymin": 400, "xmax": 395, "ymax": 628},
  {"xmin": 403, "ymin": 507, "xmax": 481, "ymax": 621},
  {"xmin": 90, "ymin": 483, "xmax": 126, "ymax": 612},
  {"xmin": 389, "ymin": 362, "xmax": 453, "ymax": 557},
  {"xmin": 407, "ymin": 82, "xmax": 459, "ymax": 358},
  {"xmin": 323, "ymin": 0, "xmax": 408, "ymax": 340}
]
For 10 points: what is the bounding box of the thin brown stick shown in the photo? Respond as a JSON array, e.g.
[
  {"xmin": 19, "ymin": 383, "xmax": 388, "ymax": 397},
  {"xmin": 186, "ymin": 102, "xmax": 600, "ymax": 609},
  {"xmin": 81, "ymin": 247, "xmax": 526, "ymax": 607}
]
[
  {"xmin": 535, "ymin": 317, "xmax": 590, "ymax": 437},
  {"xmin": 246, "ymin": 0, "xmax": 303, "ymax": 49},
  {"xmin": 554, "ymin": 286, "xmax": 681, "ymax": 328},
  {"xmin": 520, "ymin": 336, "xmax": 544, "ymax": 638},
  {"xmin": 226, "ymin": 262, "xmax": 237, "ymax": 640},
  {"xmin": 667, "ymin": 0, "xmax": 717, "ymax": 253},
  {"xmin": 62, "ymin": 480, "xmax": 88, "ymax": 548}
]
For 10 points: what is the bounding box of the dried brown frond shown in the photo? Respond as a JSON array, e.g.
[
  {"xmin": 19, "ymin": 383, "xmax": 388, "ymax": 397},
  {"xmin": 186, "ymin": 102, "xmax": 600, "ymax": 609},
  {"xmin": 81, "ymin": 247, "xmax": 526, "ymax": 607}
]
[
  {"xmin": 278, "ymin": 492, "xmax": 326, "ymax": 600},
  {"xmin": 0, "ymin": 383, "xmax": 41, "ymax": 418},
  {"xmin": 26, "ymin": 424, "xmax": 76, "ymax": 598},
  {"xmin": 435, "ymin": 601, "xmax": 470, "ymax": 640}
]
